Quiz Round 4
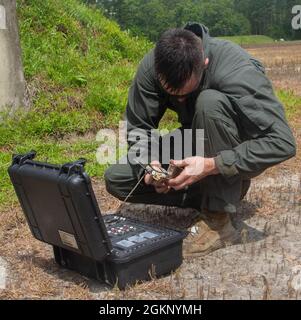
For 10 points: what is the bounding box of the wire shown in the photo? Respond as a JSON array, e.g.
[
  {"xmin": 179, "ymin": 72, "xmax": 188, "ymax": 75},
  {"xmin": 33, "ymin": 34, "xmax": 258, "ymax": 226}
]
[
  {"xmin": 122, "ymin": 173, "xmax": 146, "ymax": 204},
  {"xmin": 148, "ymin": 164, "xmax": 168, "ymax": 175}
]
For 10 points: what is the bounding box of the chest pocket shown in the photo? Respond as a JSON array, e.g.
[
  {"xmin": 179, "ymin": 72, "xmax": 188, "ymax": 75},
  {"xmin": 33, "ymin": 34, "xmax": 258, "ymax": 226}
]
[{"xmin": 235, "ymin": 95, "xmax": 274, "ymax": 139}]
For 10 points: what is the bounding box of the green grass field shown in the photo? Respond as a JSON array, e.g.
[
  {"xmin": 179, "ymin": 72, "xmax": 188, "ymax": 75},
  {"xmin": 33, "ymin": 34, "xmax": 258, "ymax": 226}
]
[{"xmin": 219, "ymin": 35, "xmax": 275, "ymax": 46}]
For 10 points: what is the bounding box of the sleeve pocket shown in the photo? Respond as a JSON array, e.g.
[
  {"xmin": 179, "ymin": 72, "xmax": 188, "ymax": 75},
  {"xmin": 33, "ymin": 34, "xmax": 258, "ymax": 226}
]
[
  {"xmin": 235, "ymin": 95, "xmax": 275, "ymax": 138},
  {"xmin": 250, "ymin": 58, "xmax": 266, "ymax": 74}
]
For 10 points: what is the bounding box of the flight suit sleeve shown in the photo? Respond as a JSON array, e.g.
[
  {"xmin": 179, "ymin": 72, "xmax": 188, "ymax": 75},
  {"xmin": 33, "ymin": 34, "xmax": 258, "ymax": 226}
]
[
  {"xmin": 213, "ymin": 46, "xmax": 296, "ymax": 179},
  {"xmin": 125, "ymin": 51, "xmax": 167, "ymax": 174}
]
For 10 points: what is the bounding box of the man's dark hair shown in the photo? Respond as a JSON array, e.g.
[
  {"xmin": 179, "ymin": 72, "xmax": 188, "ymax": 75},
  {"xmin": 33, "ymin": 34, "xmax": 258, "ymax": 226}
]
[{"xmin": 155, "ymin": 28, "xmax": 204, "ymax": 92}]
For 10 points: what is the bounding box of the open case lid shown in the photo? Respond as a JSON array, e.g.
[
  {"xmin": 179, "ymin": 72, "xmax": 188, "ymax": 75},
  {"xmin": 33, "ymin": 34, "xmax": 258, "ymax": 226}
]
[{"xmin": 8, "ymin": 151, "xmax": 112, "ymax": 262}]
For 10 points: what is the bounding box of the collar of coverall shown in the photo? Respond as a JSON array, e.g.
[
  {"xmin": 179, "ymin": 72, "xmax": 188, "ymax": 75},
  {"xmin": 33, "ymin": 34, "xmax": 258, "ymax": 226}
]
[{"xmin": 183, "ymin": 22, "xmax": 211, "ymax": 62}]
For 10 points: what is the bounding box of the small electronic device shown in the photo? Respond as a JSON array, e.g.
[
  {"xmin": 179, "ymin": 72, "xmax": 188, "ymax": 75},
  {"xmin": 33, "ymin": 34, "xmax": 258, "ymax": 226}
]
[{"xmin": 137, "ymin": 162, "xmax": 183, "ymax": 182}]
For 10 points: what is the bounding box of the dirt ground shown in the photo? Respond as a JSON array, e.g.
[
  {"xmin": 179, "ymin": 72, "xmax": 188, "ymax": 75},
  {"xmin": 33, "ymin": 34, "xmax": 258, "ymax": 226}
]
[
  {"xmin": 0, "ymin": 42, "xmax": 301, "ymax": 300},
  {"xmin": 247, "ymin": 42, "xmax": 301, "ymax": 96}
]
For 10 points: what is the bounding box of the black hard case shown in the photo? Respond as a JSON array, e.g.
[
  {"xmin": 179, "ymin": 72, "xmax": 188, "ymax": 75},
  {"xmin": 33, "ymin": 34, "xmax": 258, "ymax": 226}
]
[{"xmin": 8, "ymin": 152, "xmax": 186, "ymax": 289}]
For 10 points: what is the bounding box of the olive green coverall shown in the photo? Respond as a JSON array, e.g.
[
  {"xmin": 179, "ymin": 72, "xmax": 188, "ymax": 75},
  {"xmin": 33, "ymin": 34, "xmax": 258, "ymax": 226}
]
[{"xmin": 104, "ymin": 23, "xmax": 296, "ymax": 214}]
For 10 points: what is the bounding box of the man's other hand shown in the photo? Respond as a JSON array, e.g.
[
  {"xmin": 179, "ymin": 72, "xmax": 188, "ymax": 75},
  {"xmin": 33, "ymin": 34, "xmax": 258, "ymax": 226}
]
[{"xmin": 167, "ymin": 157, "xmax": 219, "ymax": 191}]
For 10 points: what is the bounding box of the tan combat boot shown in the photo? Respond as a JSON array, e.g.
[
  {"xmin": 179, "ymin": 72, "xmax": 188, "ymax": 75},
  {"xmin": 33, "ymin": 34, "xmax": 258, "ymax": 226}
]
[{"xmin": 183, "ymin": 211, "xmax": 239, "ymax": 258}]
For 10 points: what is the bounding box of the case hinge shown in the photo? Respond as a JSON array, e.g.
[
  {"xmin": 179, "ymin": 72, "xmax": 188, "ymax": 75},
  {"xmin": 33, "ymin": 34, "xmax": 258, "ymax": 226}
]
[
  {"xmin": 60, "ymin": 159, "xmax": 87, "ymax": 177},
  {"xmin": 12, "ymin": 150, "xmax": 37, "ymax": 165}
]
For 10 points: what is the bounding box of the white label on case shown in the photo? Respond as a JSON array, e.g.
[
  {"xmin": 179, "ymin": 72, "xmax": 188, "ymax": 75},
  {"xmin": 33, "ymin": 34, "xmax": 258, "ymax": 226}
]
[{"xmin": 58, "ymin": 230, "xmax": 79, "ymax": 249}]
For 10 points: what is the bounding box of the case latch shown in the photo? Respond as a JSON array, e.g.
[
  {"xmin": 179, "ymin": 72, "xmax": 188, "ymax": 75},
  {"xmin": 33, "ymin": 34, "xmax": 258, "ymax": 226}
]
[
  {"xmin": 12, "ymin": 150, "xmax": 37, "ymax": 165},
  {"xmin": 60, "ymin": 159, "xmax": 87, "ymax": 176}
]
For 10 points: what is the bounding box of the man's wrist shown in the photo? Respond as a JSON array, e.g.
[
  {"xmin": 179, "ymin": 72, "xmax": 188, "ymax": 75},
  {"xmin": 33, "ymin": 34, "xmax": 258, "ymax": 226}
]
[{"xmin": 205, "ymin": 157, "xmax": 220, "ymax": 176}]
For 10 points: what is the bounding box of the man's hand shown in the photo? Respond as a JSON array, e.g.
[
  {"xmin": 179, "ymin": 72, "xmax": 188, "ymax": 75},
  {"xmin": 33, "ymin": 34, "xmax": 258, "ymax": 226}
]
[
  {"xmin": 167, "ymin": 157, "xmax": 219, "ymax": 191},
  {"xmin": 144, "ymin": 161, "xmax": 171, "ymax": 194}
]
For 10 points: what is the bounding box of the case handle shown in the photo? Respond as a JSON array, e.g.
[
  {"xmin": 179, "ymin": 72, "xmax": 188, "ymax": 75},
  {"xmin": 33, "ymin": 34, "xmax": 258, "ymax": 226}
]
[
  {"xmin": 12, "ymin": 150, "xmax": 37, "ymax": 165},
  {"xmin": 60, "ymin": 159, "xmax": 87, "ymax": 176}
]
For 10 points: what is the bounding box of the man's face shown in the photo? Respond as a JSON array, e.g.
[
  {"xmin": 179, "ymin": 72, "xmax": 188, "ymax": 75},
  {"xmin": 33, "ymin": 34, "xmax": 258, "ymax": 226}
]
[{"xmin": 161, "ymin": 73, "xmax": 202, "ymax": 103}]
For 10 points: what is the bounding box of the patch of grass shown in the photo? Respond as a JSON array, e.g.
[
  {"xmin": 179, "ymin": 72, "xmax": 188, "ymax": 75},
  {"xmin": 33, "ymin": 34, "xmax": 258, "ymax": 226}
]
[
  {"xmin": 16, "ymin": 0, "xmax": 151, "ymax": 136},
  {"xmin": 0, "ymin": 137, "xmax": 109, "ymax": 210},
  {"xmin": 277, "ymin": 90, "xmax": 301, "ymax": 119},
  {"xmin": 159, "ymin": 109, "xmax": 180, "ymax": 132},
  {"xmin": 219, "ymin": 35, "xmax": 274, "ymax": 46}
]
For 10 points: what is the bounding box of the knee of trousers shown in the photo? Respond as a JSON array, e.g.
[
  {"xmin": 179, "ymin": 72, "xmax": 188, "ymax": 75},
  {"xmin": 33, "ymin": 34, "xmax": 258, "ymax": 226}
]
[
  {"xmin": 193, "ymin": 89, "xmax": 241, "ymax": 155},
  {"xmin": 194, "ymin": 89, "xmax": 232, "ymax": 122},
  {"xmin": 104, "ymin": 164, "xmax": 131, "ymax": 200}
]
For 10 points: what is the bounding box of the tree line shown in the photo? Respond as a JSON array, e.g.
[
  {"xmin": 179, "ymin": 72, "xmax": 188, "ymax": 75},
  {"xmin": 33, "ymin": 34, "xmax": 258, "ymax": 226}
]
[{"xmin": 84, "ymin": 0, "xmax": 301, "ymax": 41}]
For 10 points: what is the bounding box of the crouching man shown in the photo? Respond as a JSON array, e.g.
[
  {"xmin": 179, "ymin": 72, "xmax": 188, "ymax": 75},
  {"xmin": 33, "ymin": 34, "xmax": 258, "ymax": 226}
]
[{"xmin": 104, "ymin": 23, "xmax": 296, "ymax": 257}]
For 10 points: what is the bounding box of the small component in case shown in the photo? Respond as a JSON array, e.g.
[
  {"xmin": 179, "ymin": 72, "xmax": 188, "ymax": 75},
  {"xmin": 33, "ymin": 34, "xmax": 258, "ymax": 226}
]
[
  {"xmin": 116, "ymin": 240, "xmax": 135, "ymax": 248},
  {"xmin": 128, "ymin": 235, "xmax": 146, "ymax": 243},
  {"xmin": 104, "ymin": 216, "xmax": 121, "ymax": 224},
  {"xmin": 140, "ymin": 231, "xmax": 158, "ymax": 239}
]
